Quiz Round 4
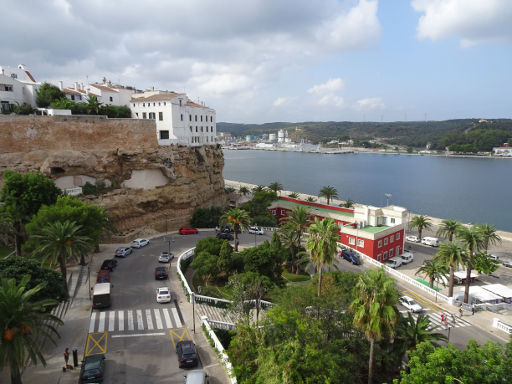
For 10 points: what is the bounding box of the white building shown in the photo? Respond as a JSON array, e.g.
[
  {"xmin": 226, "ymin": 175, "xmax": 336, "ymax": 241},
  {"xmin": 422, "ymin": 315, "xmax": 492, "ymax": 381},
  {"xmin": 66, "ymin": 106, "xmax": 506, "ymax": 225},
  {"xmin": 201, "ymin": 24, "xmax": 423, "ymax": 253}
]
[
  {"xmin": 59, "ymin": 81, "xmax": 134, "ymax": 106},
  {"xmin": 493, "ymin": 145, "xmax": 512, "ymax": 157},
  {"xmin": 0, "ymin": 64, "xmax": 40, "ymax": 112},
  {"xmin": 130, "ymin": 91, "xmax": 216, "ymax": 146}
]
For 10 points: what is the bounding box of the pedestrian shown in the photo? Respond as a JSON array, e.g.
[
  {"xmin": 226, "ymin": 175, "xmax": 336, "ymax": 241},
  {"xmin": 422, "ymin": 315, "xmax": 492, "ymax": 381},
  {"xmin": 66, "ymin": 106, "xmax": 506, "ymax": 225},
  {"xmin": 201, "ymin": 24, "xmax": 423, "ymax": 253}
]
[
  {"xmin": 441, "ymin": 313, "xmax": 445, "ymax": 323},
  {"xmin": 215, "ymin": 225, "xmax": 219, "ymax": 233},
  {"xmin": 459, "ymin": 306, "xmax": 463, "ymax": 318},
  {"xmin": 64, "ymin": 348, "xmax": 73, "ymax": 370},
  {"xmin": 451, "ymin": 313, "xmax": 456, "ymax": 324},
  {"xmin": 472, "ymin": 304, "xmax": 475, "ymax": 315}
]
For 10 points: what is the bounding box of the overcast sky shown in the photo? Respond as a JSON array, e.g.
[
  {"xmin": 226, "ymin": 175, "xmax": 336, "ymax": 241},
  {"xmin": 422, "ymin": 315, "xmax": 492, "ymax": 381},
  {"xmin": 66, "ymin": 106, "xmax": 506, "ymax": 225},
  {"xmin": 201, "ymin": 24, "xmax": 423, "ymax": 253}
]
[{"xmin": 2, "ymin": 0, "xmax": 511, "ymax": 123}]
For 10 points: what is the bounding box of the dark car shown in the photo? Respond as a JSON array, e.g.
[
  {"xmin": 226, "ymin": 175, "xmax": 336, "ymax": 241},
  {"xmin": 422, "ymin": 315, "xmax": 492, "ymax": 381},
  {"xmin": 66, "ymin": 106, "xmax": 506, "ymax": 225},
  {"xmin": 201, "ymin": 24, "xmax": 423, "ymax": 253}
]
[
  {"xmin": 100, "ymin": 259, "xmax": 117, "ymax": 271},
  {"xmin": 155, "ymin": 266, "xmax": 168, "ymax": 280},
  {"xmin": 96, "ymin": 269, "xmax": 110, "ymax": 283},
  {"xmin": 340, "ymin": 249, "xmax": 361, "ymax": 265},
  {"xmin": 176, "ymin": 340, "xmax": 199, "ymax": 368},
  {"xmin": 221, "ymin": 226, "xmax": 233, "ymax": 233},
  {"xmin": 115, "ymin": 247, "xmax": 132, "ymax": 258},
  {"xmin": 216, "ymin": 232, "xmax": 234, "ymax": 241},
  {"xmin": 79, "ymin": 353, "xmax": 105, "ymax": 383}
]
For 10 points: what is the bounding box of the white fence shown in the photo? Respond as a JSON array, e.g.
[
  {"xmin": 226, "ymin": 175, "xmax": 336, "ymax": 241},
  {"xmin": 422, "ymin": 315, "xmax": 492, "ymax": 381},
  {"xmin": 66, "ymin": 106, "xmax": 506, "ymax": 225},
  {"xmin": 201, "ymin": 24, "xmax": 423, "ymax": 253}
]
[
  {"xmin": 64, "ymin": 186, "xmax": 83, "ymax": 196},
  {"xmin": 201, "ymin": 316, "xmax": 237, "ymax": 383},
  {"xmin": 493, "ymin": 318, "xmax": 512, "ymax": 334}
]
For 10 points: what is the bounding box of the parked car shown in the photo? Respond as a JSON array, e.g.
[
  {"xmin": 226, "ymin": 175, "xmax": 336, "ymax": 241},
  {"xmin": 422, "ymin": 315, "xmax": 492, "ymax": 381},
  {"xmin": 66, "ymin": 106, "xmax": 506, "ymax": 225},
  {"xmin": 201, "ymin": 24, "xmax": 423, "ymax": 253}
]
[
  {"xmin": 220, "ymin": 226, "xmax": 233, "ymax": 233},
  {"xmin": 156, "ymin": 287, "xmax": 171, "ymax": 303},
  {"xmin": 96, "ymin": 269, "xmax": 110, "ymax": 283},
  {"xmin": 100, "ymin": 259, "xmax": 117, "ymax": 271},
  {"xmin": 399, "ymin": 295, "xmax": 423, "ymax": 313},
  {"xmin": 405, "ymin": 235, "xmax": 419, "ymax": 243},
  {"xmin": 179, "ymin": 227, "xmax": 198, "ymax": 235},
  {"xmin": 421, "ymin": 237, "xmax": 440, "ymax": 247},
  {"xmin": 248, "ymin": 226, "xmax": 264, "ymax": 235},
  {"xmin": 115, "ymin": 247, "xmax": 132, "ymax": 258},
  {"xmin": 184, "ymin": 370, "xmax": 209, "ymax": 384},
  {"xmin": 385, "ymin": 258, "xmax": 402, "ymax": 268},
  {"xmin": 339, "ymin": 249, "xmax": 361, "ymax": 265},
  {"xmin": 131, "ymin": 238, "xmax": 149, "ymax": 248},
  {"xmin": 155, "ymin": 266, "xmax": 168, "ymax": 280},
  {"xmin": 79, "ymin": 354, "xmax": 105, "ymax": 383},
  {"xmin": 158, "ymin": 251, "xmax": 174, "ymax": 263},
  {"xmin": 489, "ymin": 254, "xmax": 500, "ymax": 261},
  {"xmin": 216, "ymin": 232, "xmax": 234, "ymax": 241},
  {"xmin": 176, "ymin": 340, "xmax": 199, "ymax": 368},
  {"xmin": 400, "ymin": 252, "xmax": 414, "ymax": 264},
  {"xmin": 502, "ymin": 260, "xmax": 512, "ymax": 268}
]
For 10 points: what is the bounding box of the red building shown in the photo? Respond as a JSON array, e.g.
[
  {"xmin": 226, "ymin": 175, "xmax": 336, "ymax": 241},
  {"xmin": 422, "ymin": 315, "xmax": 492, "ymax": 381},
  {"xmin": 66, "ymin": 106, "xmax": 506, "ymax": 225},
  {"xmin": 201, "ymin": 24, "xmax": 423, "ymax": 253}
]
[{"xmin": 269, "ymin": 197, "xmax": 407, "ymax": 263}]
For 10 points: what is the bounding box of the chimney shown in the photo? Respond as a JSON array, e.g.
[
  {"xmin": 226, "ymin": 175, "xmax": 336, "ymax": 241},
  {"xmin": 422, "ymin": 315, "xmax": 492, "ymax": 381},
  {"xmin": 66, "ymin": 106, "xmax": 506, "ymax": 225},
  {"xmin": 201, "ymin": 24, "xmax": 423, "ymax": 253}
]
[
  {"xmin": 59, "ymin": 81, "xmax": 63, "ymax": 90},
  {"xmin": 74, "ymin": 82, "xmax": 79, "ymax": 91},
  {"xmin": 81, "ymin": 83, "xmax": 84, "ymax": 91}
]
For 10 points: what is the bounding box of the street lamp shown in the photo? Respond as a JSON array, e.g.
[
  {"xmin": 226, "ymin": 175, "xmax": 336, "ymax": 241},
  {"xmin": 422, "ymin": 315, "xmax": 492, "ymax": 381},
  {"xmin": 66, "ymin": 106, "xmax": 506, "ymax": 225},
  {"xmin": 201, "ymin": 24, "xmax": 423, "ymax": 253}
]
[{"xmin": 385, "ymin": 193, "xmax": 392, "ymax": 206}]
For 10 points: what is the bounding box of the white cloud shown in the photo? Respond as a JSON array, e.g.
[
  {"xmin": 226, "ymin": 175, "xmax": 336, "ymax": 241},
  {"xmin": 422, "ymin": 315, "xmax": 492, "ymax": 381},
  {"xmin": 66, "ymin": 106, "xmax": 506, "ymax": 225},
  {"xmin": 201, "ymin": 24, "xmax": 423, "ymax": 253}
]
[
  {"xmin": 412, "ymin": 0, "xmax": 512, "ymax": 46},
  {"xmin": 273, "ymin": 97, "xmax": 289, "ymax": 107},
  {"xmin": 318, "ymin": 94, "xmax": 345, "ymax": 107},
  {"xmin": 354, "ymin": 97, "xmax": 384, "ymax": 110},
  {"xmin": 308, "ymin": 78, "xmax": 345, "ymax": 94}
]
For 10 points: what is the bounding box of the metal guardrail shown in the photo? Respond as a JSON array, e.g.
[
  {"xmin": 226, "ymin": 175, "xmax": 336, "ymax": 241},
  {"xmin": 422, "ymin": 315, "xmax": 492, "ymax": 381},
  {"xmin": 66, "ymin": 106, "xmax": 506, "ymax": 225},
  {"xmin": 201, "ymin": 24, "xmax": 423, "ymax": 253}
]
[{"xmin": 493, "ymin": 318, "xmax": 512, "ymax": 334}]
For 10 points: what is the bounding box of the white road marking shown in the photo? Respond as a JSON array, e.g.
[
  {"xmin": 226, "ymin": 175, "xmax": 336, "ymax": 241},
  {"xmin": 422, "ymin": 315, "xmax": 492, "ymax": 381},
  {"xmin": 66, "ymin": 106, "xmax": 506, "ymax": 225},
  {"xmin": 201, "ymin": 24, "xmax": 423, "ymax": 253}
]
[
  {"xmin": 163, "ymin": 308, "xmax": 173, "ymax": 328},
  {"xmin": 146, "ymin": 309, "xmax": 154, "ymax": 330},
  {"xmin": 127, "ymin": 310, "xmax": 134, "ymax": 331},
  {"xmin": 136, "ymin": 310, "xmax": 144, "ymax": 330},
  {"xmin": 171, "ymin": 307, "xmax": 182, "ymax": 328},
  {"xmin": 89, "ymin": 312, "xmax": 96, "ymax": 333},
  {"xmin": 108, "ymin": 311, "xmax": 115, "ymax": 332},
  {"xmin": 118, "ymin": 311, "xmax": 124, "ymax": 331},
  {"xmin": 111, "ymin": 332, "xmax": 165, "ymax": 338},
  {"xmin": 154, "ymin": 309, "xmax": 163, "ymax": 329},
  {"xmin": 98, "ymin": 312, "xmax": 106, "ymax": 332}
]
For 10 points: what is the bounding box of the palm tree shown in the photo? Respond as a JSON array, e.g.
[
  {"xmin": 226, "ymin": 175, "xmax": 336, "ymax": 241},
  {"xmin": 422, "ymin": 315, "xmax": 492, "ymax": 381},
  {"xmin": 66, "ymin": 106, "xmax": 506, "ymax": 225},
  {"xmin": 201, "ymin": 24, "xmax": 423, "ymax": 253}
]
[
  {"xmin": 436, "ymin": 219, "xmax": 461, "ymax": 242},
  {"xmin": 399, "ymin": 312, "xmax": 447, "ymax": 351},
  {"xmin": 86, "ymin": 95, "xmax": 102, "ymax": 115},
  {"xmin": 288, "ymin": 192, "xmax": 299, "ymax": 198},
  {"xmin": 434, "ymin": 241, "xmax": 465, "ymax": 297},
  {"xmin": 268, "ymin": 181, "xmax": 283, "ymax": 196},
  {"xmin": 306, "ymin": 217, "xmax": 339, "ymax": 296},
  {"xmin": 280, "ymin": 206, "xmax": 311, "ymax": 273},
  {"xmin": 31, "ymin": 220, "xmax": 93, "ymax": 289},
  {"xmin": 238, "ymin": 186, "xmax": 250, "ymax": 198},
  {"xmin": 415, "ymin": 259, "xmax": 448, "ymax": 289},
  {"xmin": 318, "ymin": 185, "xmax": 338, "ymax": 205},
  {"xmin": 0, "ymin": 276, "xmax": 63, "ymax": 384},
  {"xmin": 252, "ymin": 185, "xmax": 265, "ymax": 193},
  {"xmin": 306, "ymin": 196, "xmax": 316, "ymax": 202},
  {"xmin": 456, "ymin": 225, "xmax": 483, "ymax": 303},
  {"xmin": 409, "ymin": 215, "xmax": 432, "ymax": 240},
  {"xmin": 350, "ymin": 269, "xmax": 398, "ymax": 384},
  {"xmin": 341, "ymin": 199, "xmax": 355, "ymax": 208},
  {"xmin": 476, "ymin": 223, "xmax": 501, "ymax": 252},
  {"xmin": 220, "ymin": 208, "xmax": 251, "ymax": 252}
]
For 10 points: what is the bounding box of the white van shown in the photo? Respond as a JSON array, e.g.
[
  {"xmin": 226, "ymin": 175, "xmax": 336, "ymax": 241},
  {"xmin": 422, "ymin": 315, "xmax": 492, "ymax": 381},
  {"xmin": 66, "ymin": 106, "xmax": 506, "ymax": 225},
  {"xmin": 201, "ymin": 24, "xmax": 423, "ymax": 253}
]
[
  {"xmin": 184, "ymin": 370, "xmax": 209, "ymax": 384},
  {"xmin": 421, "ymin": 237, "xmax": 440, "ymax": 247},
  {"xmin": 400, "ymin": 252, "xmax": 414, "ymax": 264},
  {"xmin": 92, "ymin": 283, "xmax": 111, "ymax": 309}
]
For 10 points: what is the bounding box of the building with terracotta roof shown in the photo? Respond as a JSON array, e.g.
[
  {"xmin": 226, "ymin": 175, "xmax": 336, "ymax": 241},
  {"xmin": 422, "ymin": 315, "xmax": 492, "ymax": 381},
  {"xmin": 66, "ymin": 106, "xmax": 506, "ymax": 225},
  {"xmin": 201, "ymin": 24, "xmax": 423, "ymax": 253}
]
[
  {"xmin": 130, "ymin": 90, "xmax": 216, "ymax": 146},
  {"xmin": 58, "ymin": 81, "xmax": 134, "ymax": 106},
  {"xmin": 0, "ymin": 64, "xmax": 40, "ymax": 112}
]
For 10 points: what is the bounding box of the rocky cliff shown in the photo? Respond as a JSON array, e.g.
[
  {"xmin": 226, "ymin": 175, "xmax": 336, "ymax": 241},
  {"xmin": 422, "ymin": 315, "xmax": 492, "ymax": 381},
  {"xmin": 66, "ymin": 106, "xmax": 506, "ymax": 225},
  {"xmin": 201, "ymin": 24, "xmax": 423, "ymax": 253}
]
[{"xmin": 0, "ymin": 115, "xmax": 226, "ymax": 239}]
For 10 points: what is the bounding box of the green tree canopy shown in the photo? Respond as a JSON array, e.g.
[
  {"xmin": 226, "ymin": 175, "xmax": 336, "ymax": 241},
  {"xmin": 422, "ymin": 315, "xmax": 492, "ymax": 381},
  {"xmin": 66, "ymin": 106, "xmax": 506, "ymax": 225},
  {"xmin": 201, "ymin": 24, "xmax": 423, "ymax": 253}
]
[
  {"xmin": 220, "ymin": 208, "xmax": 251, "ymax": 252},
  {"xmin": 241, "ymin": 189, "xmax": 278, "ymax": 227},
  {"xmin": 409, "ymin": 215, "xmax": 432, "ymax": 240},
  {"xmin": 35, "ymin": 82, "xmax": 65, "ymax": 108},
  {"xmin": 434, "ymin": 241, "xmax": 465, "ymax": 297},
  {"xmin": 318, "ymin": 185, "xmax": 339, "ymax": 205}
]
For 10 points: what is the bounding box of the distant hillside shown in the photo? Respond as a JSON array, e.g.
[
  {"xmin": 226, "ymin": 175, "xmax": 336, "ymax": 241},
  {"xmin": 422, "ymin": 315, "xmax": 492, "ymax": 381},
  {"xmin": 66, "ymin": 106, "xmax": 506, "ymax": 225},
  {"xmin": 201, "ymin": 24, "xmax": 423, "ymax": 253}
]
[{"xmin": 217, "ymin": 119, "xmax": 512, "ymax": 151}]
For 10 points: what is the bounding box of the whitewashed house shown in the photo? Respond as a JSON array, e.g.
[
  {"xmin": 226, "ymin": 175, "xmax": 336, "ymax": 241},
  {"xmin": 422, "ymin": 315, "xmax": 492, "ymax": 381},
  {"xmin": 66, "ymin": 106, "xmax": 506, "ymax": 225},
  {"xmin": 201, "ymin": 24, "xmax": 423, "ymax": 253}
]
[
  {"xmin": 493, "ymin": 145, "xmax": 512, "ymax": 157},
  {"xmin": 0, "ymin": 64, "xmax": 40, "ymax": 112},
  {"xmin": 130, "ymin": 91, "xmax": 216, "ymax": 146}
]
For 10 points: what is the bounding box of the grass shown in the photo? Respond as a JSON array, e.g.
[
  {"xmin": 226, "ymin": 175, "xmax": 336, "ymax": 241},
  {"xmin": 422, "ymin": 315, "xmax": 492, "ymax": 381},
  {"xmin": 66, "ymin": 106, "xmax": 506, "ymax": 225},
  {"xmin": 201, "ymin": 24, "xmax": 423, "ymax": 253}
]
[
  {"xmin": 282, "ymin": 270, "xmax": 311, "ymax": 283},
  {"xmin": 0, "ymin": 246, "xmax": 14, "ymax": 258}
]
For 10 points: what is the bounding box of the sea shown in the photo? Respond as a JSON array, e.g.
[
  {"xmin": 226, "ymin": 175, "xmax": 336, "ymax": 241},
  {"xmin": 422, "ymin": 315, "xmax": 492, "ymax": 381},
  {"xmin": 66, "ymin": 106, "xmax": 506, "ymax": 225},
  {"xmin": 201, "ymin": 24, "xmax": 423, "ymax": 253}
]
[{"xmin": 222, "ymin": 149, "xmax": 512, "ymax": 232}]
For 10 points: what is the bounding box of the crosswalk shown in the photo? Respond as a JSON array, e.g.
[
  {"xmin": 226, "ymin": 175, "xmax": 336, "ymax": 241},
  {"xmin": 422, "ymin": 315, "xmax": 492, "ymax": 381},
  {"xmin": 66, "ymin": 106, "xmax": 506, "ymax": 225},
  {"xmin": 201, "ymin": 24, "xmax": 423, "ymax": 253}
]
[
  {"xmin": 89, "ymin": 307, "xmax": 183, "ymax": 333},
  {"xmin": 406, "ymin": 311, "xmax": 472, "ymax": 329}
]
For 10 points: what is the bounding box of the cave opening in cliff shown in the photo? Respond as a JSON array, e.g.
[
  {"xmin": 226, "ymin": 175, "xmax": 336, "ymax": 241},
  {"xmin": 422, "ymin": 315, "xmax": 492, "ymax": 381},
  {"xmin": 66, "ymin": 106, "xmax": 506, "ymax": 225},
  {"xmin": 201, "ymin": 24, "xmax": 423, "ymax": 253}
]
[{"xmin": 50, "ymin": 167, "xmax": 66, "ymax": 175}]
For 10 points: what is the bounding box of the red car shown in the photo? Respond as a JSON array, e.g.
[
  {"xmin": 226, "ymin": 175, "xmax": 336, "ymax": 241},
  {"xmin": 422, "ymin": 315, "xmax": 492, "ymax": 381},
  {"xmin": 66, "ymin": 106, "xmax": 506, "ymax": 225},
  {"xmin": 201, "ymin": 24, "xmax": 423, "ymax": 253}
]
[
  {"xmin": 179, "ymin": 226, "xmax": 198, "ymax": 235},
  {"xmin": 97, "ymin": 269, "xmax": 110, "ymax": 283}
]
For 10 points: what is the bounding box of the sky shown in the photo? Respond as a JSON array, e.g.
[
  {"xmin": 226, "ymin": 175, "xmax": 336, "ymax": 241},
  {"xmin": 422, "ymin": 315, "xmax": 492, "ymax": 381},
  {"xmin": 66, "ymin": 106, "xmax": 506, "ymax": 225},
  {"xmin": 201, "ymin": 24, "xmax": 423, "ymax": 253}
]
[{"xmin": 2, "ymin": 0, "xmax": 511, "ymax": 123}]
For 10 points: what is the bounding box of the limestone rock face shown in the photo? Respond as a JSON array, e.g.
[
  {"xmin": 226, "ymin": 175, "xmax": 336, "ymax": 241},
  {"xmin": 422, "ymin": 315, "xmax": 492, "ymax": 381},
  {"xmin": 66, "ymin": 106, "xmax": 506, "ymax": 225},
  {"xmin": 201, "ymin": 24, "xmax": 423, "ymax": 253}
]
[{"xmin": 0, "ymin": 116, "xmax": 226, "ymax": 237}]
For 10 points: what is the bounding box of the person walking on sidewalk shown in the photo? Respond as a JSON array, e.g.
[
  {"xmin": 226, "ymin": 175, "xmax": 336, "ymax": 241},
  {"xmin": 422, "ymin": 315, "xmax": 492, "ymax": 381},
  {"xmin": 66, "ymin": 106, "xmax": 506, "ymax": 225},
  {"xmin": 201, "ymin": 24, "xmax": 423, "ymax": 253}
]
[
  {"xmin": 451, "ymin": 313, "xmax": 457, "ymax": 324},
  {"xmin": 64, "ymin": 348, "xmax": 73, "ymax": 370},
  {"xmin": 472, "ymin": 304, "xmax": 475, "ymax": 315},
  {"xmin": 459, "ymin": 305, "xmax": 463, "ymax": 318}
]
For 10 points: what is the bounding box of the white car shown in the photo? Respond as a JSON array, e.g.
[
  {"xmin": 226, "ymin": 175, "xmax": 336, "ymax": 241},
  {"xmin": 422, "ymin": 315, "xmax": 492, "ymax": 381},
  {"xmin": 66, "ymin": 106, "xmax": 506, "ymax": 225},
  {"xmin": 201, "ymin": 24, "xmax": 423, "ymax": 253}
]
[
  {"xmin": 156, "ymin": 287, "xmax": 171, "ymax": 303},
  {"xmin": 131, "ymin": 238, "xmax": 149, "ymax": 248},
  {"xmin": 385, "ymin": 258, "xmax": 402, "ymax": 268},
  {"xmin": 158, "ymin": 251, "xmax": 174, "ymax": 263},
  {"xmin": 248, "ymin": 226, "xmax": 264, "ymax": 235},
  {"xmin": 399, "ymin": 295, "xmax": 423, "ymax": 313},
  {"xmin": 400, "ymin": 252, "xmax": 414, "ymax": 264},
  {"xmin": 406, "ymin": 235, "xmax": 419, "ymax": 243}
]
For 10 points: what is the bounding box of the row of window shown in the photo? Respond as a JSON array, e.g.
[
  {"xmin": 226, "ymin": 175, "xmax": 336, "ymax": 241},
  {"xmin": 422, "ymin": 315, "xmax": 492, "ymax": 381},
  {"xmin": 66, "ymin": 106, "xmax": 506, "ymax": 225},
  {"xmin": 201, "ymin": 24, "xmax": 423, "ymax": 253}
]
[
  {"xmin": 181, "ymin": 113, "xmax": 214, "ymax": 123},
  {"xmin": 376, "ymin": 246, "xmax": 401, "ymax": 262},
  {"xmin": 0, "ymin": 84, "xmax": 14, "ymax": 92},
  {"xmin": 377, "ymin": 232, "xmax": 400, "ymax": 248},
  {"xmin": 135, "ymin": 101, "xmax": 167, "ymax": 107},
  {"xmin": 189, "ymin": 126, "xmax": 214, "ymax": 133},
  {"xmin": 136, "ymin": 112, "xmax": 164, "ymax": 121},
  {"xmin": 271, "ymin": 209, "xmax": 286, "ymax": 216},
  {"xmin": 190, "ymin": 136, "xmax": 215, "ymax": 143},
  {"xmin": 348, "ymin": 237, "xmax": 365, "ymax": 248}
]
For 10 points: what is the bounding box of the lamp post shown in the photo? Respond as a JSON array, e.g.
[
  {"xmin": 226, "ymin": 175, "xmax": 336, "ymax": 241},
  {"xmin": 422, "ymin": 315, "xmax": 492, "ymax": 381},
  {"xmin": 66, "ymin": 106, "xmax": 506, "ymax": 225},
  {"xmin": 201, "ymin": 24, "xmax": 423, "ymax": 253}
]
[{"xmin": 385, "ymin": 193, "xmax": 392, "ymax": 207}]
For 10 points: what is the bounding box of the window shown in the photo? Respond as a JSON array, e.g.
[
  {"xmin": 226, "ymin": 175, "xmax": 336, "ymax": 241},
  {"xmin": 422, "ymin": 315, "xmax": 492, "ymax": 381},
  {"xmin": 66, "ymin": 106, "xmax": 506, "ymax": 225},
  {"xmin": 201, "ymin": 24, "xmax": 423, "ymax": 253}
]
[
  {"xmin": 158, "ymin": 102, "xmax": 161, "ymax": 106},
  {"xmin": 148, "ymin": 112, "xmax": 156, "ymax": 119},
  {"xmin": 396, "ymin": 233, "xmax": 400, "ymax": 240},
  {"xmin": 280, "ymin": 209, "xmax": 285, "ymax": 215},
  {"xmin": 164, "ymin": 102, "xmax": 166, "ymax": 106},
  {"xmin": 195, "ymin": 115, "xmax": 197, "ymax": 122},
  {"xmin": 200, "ymin": 126, "xmax": 203, "ymax": 132},
  {"xmin": 205, "ymin": 127, "xmax": 208, "ymax": 132},
  {"xmin": 153, "ymin": 102, "xmax": 156, "ymax": 106},
  {"xmin": 180, "ymin": 114, "xmax": 183, "ymax": 121},
  {"xmin": 384, "ymin": 238, "xmax": 388, "ymax": 245},
  {"xmin": 272, "ymin": 209, "xmax": 276, "ymax": 215},
  {"xmin": 190, "ymin": 126, "xmax": 193, "ymax": 132},
  {"xmin": 135, "ymin": 112, "xmax": 139, "ymax": 117},
  {"xmin": 211, "ymin": 126, "xmax": 214, "ymax": 132},
  {"xmin": 378, "ymin": 240, "xmax": 382, "ymax": 248},
  {"xmin": 390, "ymin": 218, "xmax": 395, "ymax": 224},
  {"xmin": 0, "ymin": 84, "xmax": 14, "ymax": 92},
  {"xmin": 109, "ymin": 96, "xmax": 113, "ymax": 102},
  {"xmin": 206, "ymin": 137, "xmax": 209, "ymax": 142},
  {"xmin": 143, "ymin": 103, "xmax": 145, "ymax": 107},
  {"xmin": 133, "ymin": 103, "xmax": 135, "ymax": 107},
  {"xmin": 389, "ymin": 249, "xmax": 394, "ymax": 258},
  {"xmin": 159, "ymin": 112, "xmax": 163, "ymax": 121},
  {"xmin": 78, "ymin": 95, "xmax": 82, "ymax": 100},
  {"xmin": 71, "ymin": 95, "xmax": 75, "ymax": 101},
  {"xmin": 159, "ymin": 130, "xmax": 169, "ymax": 140},
  {"xmin": 142, "ymin": 112, "xmax": 147, "ymax": 119},
  {"xmin": 211, "ymin": 136, "xmax": 214, "ymax": 142},
  {"xmin": 349, "ymin": 237, "xmax": 355, "ymax": 245},
  {"xmin": 390, "ymin": 235, "xmax": 394, "ymax": 243},
  {"xmin": 357, "ymin": 239, "xmax": 364, "ymax": 247},
  {"xmin": 189, "ymin": 114, "xmax": 192, "ymax": 121},
  {"xmin": 195, "ymin": 126, "xmax": 198, "ymax": 132},
  {"xmin": 210, "ymin": 116, "xmax": 213, "ymax": 122},
  {"xmin": 383, "ymin": 251, "xmax": 388, "ymax": 260},
  {"xmin": 377, "ymin": 254, "xmax": 381, "ymax": 262},
  {"xmin": 179, "ymin": 99, "xmax": 182, "ymax": 106}
]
